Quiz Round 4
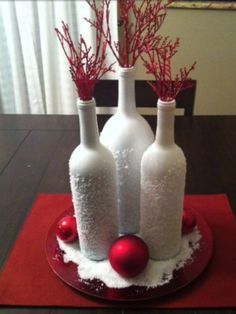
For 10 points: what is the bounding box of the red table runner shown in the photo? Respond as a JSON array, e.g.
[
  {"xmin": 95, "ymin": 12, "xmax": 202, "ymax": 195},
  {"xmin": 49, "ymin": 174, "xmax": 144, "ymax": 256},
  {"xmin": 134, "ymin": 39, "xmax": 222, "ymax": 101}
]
[{"xmin": 0, "ymin": 194, "xmax": 235, "ymax": 308}]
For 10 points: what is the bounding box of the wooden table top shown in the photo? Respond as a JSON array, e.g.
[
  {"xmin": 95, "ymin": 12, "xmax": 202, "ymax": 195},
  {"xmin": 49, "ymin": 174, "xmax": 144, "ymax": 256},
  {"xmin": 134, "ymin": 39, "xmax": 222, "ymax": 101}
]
[{"xmin": 0, "ymin": 114, "xmax": 235, "ymax": 314}]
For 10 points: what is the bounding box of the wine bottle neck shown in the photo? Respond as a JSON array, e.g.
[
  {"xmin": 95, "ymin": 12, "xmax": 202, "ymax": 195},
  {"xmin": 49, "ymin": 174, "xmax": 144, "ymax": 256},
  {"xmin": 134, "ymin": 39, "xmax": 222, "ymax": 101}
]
[
  {"xmin": 77, "ymin": 98, "xmax": 99, "ymax": 148},
  {"xmin": 156, "ymin": 99, "xmax": 176, "ymax": 146},
  {"xmin": 117, "ymin": 67, "xmax": 136, "ymax": 115}
]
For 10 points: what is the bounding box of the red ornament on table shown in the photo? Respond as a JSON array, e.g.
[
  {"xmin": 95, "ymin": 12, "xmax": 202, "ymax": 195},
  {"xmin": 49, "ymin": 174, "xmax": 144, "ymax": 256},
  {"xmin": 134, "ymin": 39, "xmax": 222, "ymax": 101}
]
[
  {"xmin": 182, "ymin": 209, "xmax": 197, "ymax": 234},
  {"xmin": 56, "ymin": 216, "xmax": 78, "ymax": 243},
  {"xmin": 109, "ymin": 235, "xmax": 149, "ymax": 278}
]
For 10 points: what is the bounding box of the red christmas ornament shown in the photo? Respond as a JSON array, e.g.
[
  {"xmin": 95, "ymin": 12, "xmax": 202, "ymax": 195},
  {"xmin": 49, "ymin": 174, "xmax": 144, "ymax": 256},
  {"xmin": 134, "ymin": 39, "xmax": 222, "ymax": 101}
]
[
  {"xmin": 56, "ymin": 216, "xmax": 78, "ymax": 243},
  {"xmin": 182, "ymin": 210, "xmax": 197, "ymax": 234},
  {"xmin": 109, "ymin": 235, "xmax": 149, "ymax": 278}
]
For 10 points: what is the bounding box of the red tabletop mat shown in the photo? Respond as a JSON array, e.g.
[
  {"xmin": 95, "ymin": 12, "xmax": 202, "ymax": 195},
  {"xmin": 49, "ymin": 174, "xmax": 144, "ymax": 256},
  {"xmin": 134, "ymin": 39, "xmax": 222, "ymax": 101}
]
[{"xmin": 0, "ymin": 194, "xmax": 235, "ymax": 308}]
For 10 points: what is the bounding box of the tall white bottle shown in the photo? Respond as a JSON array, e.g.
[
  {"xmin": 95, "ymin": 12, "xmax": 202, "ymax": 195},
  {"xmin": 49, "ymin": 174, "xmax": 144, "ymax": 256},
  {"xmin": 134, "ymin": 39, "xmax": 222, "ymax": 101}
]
[
  {"xmin": 69, "ymin": 98, "xmax": 118, "ymax": 261},
  {"xmin": 100, "ymin": 67, "xmax": 154, "ymax": 234},
  {"xmin": 140, "ymin": 99, "xmax": 186, "ymax": 260}
]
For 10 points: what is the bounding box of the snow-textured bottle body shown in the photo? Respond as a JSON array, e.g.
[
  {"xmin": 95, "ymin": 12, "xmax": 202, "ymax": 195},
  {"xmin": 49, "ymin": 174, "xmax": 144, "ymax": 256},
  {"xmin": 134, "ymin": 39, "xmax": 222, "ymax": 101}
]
[
  {"xmin": 140, "ymin": 99, "xmax": 186, "ymax": 260},
  {"xmin": 100, "ymin": 67, "xmax": 154, "ymax": 234},
  {"xmin": 69, "ymin": 98, "xmax": 118, "ymax": 261}
]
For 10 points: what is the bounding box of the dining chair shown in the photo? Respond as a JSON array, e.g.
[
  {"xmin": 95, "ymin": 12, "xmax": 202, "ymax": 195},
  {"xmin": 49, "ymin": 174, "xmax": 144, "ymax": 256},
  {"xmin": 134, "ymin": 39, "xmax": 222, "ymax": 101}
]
[{"xmin": 94, "ymin": 80, "xmax": 197, "ymax": 116}]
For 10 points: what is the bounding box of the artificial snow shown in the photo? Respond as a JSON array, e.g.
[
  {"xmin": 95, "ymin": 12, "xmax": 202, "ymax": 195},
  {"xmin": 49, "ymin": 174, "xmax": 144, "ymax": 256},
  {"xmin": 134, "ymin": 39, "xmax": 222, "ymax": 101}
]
[{"xmin": 57, "ymin": 228, "xmax": 201, "ymax": 289}]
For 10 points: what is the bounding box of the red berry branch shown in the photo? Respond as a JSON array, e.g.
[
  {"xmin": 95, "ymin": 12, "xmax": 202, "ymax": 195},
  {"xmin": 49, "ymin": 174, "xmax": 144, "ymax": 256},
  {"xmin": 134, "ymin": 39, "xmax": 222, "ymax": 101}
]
[
  {"xmin": 86, "ymin": 0, "xmax": 174, "ymax": 68},
  {"xmin": 55, "ymin": 21, "xmax": 114, "ymax": 101},
  {"xmin": 142, "ymin": 38, "xmax": 196, "ymax": 101}
]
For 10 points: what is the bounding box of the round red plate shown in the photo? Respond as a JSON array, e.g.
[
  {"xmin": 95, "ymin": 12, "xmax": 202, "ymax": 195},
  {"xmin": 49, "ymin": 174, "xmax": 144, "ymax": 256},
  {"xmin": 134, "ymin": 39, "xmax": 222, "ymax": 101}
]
[{"xmin": 46, "ymin": 208, "xmax": 213, "ymax": 301}]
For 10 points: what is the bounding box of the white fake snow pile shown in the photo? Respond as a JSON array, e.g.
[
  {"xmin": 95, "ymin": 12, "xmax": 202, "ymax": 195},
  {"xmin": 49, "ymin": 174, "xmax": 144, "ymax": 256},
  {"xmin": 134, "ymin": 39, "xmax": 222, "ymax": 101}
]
[{"xmin": 57, "ymin": 228, "xmax": 201, "ymax": 289}]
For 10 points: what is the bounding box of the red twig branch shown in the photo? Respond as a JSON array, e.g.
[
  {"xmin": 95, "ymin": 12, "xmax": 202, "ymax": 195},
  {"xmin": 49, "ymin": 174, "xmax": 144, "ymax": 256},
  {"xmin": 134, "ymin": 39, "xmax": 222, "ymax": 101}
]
[
  {"xmin": 86, "ymin": 0, "xmax": 174, "ymax": 68},
  {"xmin": 55, "ymin": 21, "xmax": 114, "ymax": 101},
  {"xmin": 142, "ymin": 38, "xmax": 196, "ymax": 101}
]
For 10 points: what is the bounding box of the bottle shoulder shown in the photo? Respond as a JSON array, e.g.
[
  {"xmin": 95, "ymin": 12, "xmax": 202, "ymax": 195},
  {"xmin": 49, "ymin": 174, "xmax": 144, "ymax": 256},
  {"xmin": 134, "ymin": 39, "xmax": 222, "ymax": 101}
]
[
  {"xmin": 144, "ymin": 142, "xmax": 185, "ymax": 156},
  {"xmin": 142, "ymin": 143, "xmax": 186, "ymax": 170},
  {"xmin": 69, "ymin": 143, "xmax": 115, "ymax": 176},
  {"xmin": 100, "ymin": 112, "xmax": 154, "ymax": 149},
  {"xmin": 103, "ymin": 111, "xmax": 152, "ymax": 129}
]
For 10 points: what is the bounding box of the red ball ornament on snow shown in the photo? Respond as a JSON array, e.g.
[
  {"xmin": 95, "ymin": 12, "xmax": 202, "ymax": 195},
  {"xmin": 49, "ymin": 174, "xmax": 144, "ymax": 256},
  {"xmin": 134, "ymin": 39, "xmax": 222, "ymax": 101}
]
[
  {"xmin": 182, "ymin": 209, "xmax": 197, "ymax": 234},
  {"xmin": 56, "ymin": 216, "xmax": 78, "ymax": 243},
  {"xmin": 109, "ymin": 235, "xmax": 149, "ymax": 278}
]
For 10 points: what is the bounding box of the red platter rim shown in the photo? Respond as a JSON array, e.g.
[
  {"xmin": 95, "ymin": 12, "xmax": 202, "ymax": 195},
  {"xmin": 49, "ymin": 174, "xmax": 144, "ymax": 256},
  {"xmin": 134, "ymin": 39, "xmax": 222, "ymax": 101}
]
[{"xmin": 46, "ymin": 208, "xmax": 213, "ymax": 302}]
